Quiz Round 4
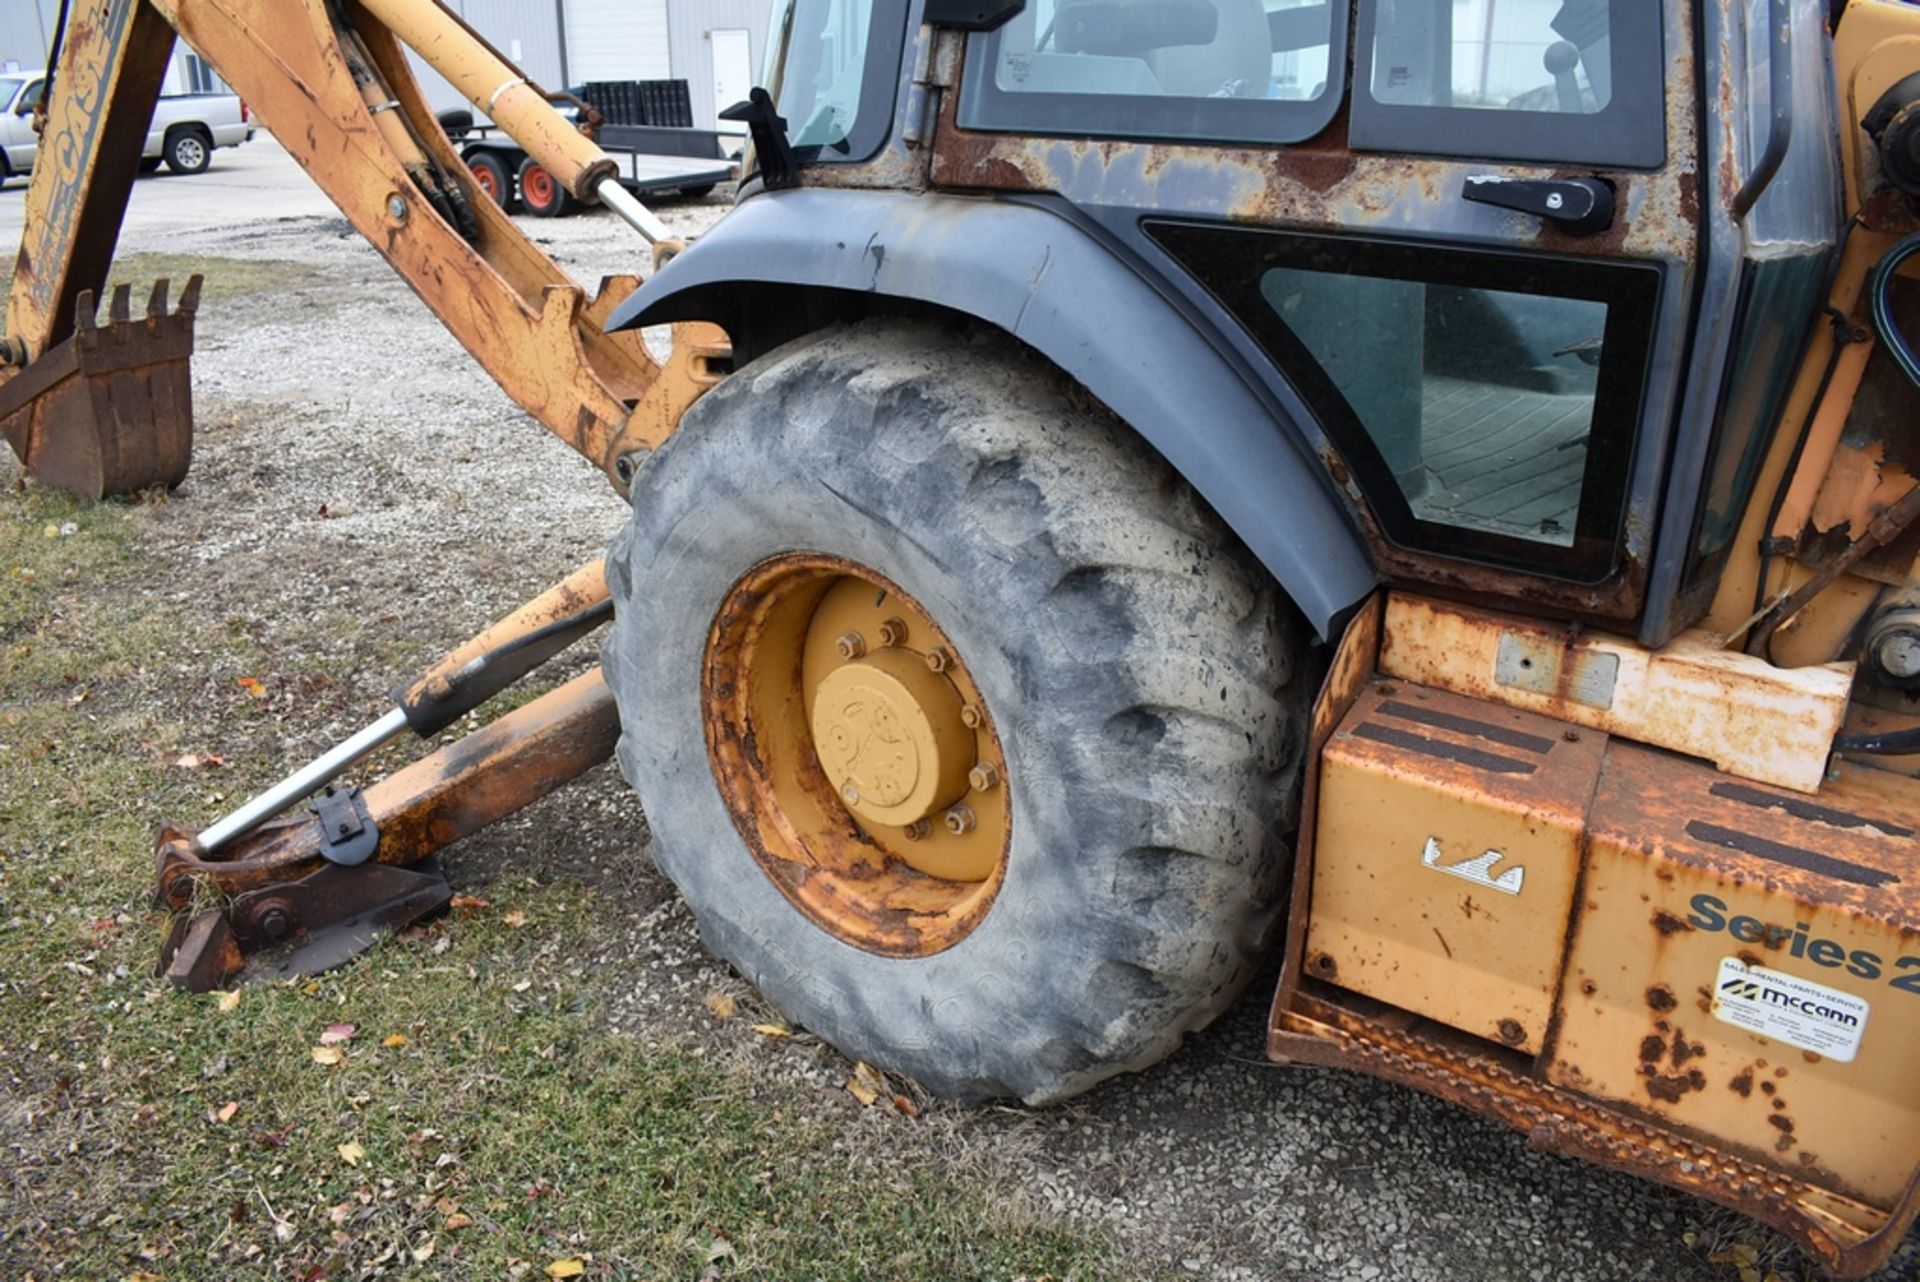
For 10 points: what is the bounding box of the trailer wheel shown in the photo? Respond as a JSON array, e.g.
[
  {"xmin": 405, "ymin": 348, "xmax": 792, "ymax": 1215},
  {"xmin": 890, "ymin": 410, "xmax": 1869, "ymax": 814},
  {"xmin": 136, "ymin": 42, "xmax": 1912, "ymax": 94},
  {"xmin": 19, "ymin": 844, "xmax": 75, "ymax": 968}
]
[
  {"xmin": 466, "ymin": 151, "xmax": 511, "ymax": 209},
  {"xmin": 164, "ymin": 126, "xmax": 211, "ymax": 175},
  {"xmin": 603, "ymin": 321, "xmax": 1305, "ymax": 1104},
  {"xmin": 516, "ymin": 158, "xmax": 574, "ymax": 217}
]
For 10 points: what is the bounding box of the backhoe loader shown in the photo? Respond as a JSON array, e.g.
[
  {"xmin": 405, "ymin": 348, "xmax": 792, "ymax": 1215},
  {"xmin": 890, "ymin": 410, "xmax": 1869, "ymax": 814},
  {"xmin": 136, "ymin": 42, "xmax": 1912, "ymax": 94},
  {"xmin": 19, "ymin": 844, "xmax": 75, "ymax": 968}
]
[{"xmin": 7, "ymin": 0, "xmax": 1920, "ymax": 1272}]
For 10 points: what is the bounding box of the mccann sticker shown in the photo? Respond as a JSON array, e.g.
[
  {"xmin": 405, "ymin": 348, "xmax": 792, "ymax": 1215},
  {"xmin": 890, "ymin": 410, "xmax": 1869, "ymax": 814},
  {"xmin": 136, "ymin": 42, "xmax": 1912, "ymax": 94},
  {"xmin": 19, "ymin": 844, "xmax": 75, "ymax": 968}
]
[{"xmin": 1712, "ymin": 957, "xmax": 1870, "ymax": 1063}]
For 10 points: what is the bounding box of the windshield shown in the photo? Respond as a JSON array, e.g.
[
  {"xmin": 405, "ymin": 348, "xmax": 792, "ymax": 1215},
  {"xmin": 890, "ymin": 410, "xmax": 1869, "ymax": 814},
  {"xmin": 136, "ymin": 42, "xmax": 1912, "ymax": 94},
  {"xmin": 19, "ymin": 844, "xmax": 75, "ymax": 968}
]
[
  {"xmin": 763, "ymin": 0, "xmax": 903, "ymax": 160},
  {"xmin": 0, "ymin": 78, "xmax": 25, "ymax": 110}
]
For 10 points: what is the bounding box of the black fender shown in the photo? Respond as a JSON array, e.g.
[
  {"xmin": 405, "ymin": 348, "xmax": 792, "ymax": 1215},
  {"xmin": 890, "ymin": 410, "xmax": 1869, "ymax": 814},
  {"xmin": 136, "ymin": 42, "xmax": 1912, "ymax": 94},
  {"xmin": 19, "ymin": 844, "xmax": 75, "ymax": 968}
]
[{"xmin": 608, "ymin": 188, "xmax": 1377, "ymax": 637}]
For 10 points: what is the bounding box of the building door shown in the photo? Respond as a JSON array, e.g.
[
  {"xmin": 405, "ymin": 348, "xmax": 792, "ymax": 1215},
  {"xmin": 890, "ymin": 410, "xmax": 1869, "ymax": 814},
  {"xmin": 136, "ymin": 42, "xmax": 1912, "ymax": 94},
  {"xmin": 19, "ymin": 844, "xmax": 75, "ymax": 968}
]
[{"xmin": 710, "ymin": 28, "xmax": 752, "ymax": 134}]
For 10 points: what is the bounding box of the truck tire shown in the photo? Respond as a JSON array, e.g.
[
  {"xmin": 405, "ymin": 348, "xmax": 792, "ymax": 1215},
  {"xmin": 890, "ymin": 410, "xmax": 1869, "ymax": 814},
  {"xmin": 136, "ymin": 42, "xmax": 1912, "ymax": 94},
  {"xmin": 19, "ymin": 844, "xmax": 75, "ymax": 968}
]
[
  {"xmin": 164, "ymin": 127, "xmax": 211, "ymax": 175},
  {"xmin": 516, "ymin": 157, "xmax": 574, "ymax": 217},
  {"xmin": 465, "ymin": 150, "xmax": 512, "ymax": 209},
  {"xmin": 602, "ymin": 321, "xmax": 1305, "ymax": 1104}
]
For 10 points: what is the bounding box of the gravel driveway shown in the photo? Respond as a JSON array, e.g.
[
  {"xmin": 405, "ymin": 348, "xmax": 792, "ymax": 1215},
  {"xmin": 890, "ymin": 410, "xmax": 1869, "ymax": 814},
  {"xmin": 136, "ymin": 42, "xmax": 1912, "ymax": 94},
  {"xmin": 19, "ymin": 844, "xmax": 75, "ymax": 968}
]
[{"xmin": 4, "ymin": 138, "xmax": 1912, "ymax": 1282}]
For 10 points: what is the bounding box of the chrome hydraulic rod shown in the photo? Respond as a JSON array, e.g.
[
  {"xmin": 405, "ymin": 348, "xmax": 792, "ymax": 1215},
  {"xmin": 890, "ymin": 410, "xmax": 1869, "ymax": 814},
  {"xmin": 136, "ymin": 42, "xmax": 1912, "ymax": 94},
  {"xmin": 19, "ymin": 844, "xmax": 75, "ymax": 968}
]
[
  {"xmin": 192, "ymin": 709, "xmax": 410, "ymax": 855},
  {"xmin": 188, "ymin": 561, "xmax": 612, "ymax": 858},
  {"xmin": 595, "ymin": 176, "xmax": 671, "ymax": 245}
]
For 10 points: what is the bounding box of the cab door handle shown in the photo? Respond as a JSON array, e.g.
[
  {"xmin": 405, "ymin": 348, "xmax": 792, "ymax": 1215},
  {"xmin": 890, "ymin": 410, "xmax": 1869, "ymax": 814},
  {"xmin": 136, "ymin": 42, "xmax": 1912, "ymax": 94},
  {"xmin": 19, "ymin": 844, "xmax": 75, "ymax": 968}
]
[{"xmin": 1462, "ymin": 176, "xmax": 1614, "ymax": 237}]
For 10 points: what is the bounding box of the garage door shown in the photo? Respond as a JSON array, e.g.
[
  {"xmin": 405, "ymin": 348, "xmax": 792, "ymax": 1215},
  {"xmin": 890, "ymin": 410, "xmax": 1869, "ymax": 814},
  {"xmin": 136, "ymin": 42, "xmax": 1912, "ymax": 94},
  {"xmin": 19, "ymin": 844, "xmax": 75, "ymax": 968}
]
[{"xmin": 566, "ymin": 0, "xmax": 672, "ymax": 83}]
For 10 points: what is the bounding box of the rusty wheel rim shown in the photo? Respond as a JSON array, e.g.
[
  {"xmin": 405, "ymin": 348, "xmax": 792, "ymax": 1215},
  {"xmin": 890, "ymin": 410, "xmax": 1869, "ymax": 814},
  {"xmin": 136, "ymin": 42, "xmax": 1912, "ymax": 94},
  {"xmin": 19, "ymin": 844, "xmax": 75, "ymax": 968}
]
[
  {"xmin": 523, "ymin": 164, "xmax": 555, "ymax": 208},
  {"xmin": 703, "ymin": 554, "xmax": 1012, "ymax": 956},
  {"xmin": 469, "ymin": 160, "xmax": 501, "ymax": 204}
]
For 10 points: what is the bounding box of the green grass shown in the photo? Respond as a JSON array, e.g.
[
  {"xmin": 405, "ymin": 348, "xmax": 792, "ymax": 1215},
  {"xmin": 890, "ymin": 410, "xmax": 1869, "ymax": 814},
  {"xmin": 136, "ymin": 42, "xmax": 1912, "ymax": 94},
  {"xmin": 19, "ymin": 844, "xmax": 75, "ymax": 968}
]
[{"xmin": 0, "ymin": 481, "xmax": 1112, "ymax": 1281}]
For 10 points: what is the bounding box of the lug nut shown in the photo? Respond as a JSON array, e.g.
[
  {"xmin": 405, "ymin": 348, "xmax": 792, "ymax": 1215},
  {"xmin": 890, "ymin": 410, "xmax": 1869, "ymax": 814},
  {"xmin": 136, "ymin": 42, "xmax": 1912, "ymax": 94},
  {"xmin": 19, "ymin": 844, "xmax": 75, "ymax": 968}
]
[
  {"xmin": 902, "ymin": 818, "xmax": 931, "ymax": 842},
  {"xmin": 925, "ymin": 646, "xmax": 953, "ymax": 674},
  {"xmin": 836, "ymin": 631, "xmax": 866, "ymax": 660},
  {"xmin": 959, "ymin": 703, "xmax": 983, "ymax": 729},
  {"xmin": 943, "ymin": 804, "xmax": 977, "ymax": 836},
  {"xmin": 968, "ymin": 763, "xmax": 1000, "ymax": 792},
  {"xmin": 876, "ymin": 617, "xmax": 909, "ymax": 647}
]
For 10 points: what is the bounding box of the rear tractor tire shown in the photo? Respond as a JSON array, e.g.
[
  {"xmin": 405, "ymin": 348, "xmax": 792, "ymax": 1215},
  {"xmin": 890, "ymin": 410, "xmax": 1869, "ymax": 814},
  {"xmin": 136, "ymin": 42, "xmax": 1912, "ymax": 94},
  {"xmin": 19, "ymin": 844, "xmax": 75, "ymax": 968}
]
[{"xmin": 603, "ymin": 322, "xmax": 1306, "ymax": 1104}]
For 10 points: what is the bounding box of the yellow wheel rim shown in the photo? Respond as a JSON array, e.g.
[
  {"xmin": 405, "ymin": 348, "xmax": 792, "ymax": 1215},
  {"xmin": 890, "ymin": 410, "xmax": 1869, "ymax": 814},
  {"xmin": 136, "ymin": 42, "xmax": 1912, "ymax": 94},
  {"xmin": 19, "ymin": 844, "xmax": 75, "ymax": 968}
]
[{"xmin": 703, "ymin": 554, "xmax": 1012, "ymax": 956}]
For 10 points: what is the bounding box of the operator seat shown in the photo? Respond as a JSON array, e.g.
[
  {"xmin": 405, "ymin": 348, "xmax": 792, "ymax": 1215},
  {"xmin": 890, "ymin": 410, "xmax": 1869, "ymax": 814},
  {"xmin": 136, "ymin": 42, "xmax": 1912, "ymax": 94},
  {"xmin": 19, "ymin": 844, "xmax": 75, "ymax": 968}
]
[{"xmin": 1147, "ymin": 0, "xmax": 1272, "ymax": 97}]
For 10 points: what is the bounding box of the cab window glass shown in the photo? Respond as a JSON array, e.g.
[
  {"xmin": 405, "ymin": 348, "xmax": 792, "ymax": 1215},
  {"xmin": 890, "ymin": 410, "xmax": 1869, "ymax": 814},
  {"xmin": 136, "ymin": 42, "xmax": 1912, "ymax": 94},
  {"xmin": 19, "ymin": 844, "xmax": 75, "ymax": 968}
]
[
  {"xmin": 764, "ymin": 0, "xmax": 903, "ymax": 160},
  {"xmin": 1351, "ymin": 0, "xmax": 1664, "ymax": 168},
  {"xmin": 1371, "ymin": 0, "xmax": 1612, "ymax": 114},
  {"xmin": 959, "ymin": 0, "xmax": 1346, "ymax": 145},
  {"xmin": 1149, "ymin": 222, "xmax": 1661, "ymax": 581}
]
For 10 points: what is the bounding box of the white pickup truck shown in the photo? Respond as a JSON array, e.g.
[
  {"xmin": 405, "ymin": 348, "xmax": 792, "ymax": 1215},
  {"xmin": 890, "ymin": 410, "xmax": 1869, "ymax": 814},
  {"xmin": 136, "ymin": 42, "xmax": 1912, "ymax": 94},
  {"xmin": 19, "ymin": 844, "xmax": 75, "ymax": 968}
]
[{"xmin": 0, "ymin": 71, "xmax": 253, "ymax": 182}]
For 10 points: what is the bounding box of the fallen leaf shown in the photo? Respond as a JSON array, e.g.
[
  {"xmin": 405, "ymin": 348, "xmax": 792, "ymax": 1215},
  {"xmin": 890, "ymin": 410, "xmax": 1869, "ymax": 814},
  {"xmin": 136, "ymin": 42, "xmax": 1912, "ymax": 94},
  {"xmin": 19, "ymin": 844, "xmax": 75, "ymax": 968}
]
[
  {"xmin": 412, "ymin": 1239, "xmax": 436, "ymax": 1263},
  {"xmin": 503, "ymin": 910, "xmax": 527, "ymax": 927},
  {"xmin": 545, "ymin": 1261, "xmax": 585, "ymax": 1279},
  {"xmin": 752, "ymin": 1023, "xmax": 790, "ymax": 1038},
  {"xmin": 705, "ymin": 992, "xmax": 737, "ymax": 1020},
  {"xmin": 382, "ymin": 1034, "xmax": 408, "ymax": 1048},
  {"xmin": 337, "ymin": 1141, "xmax": 365, "ymax": 1166},
  {"xmin": 892, "ymin": 1093, "xmax": 920, "ymax": 1119},
  {"xmin": 125, "ymin": 1273, "xmax": 164, "ymax": 1282},
  {"xmin": 449, "ymin": 894, "xmax": 490, "ymax": 912},
  {"xmin": 311, "ymin": 1046, "xmax": 344, "ymax": 1066},
  {"xmin": 214, "ymin": 990, "xmax": 241, "ymax": 1013},
  {"xmin": 847, "ymin": 1061, "xmax": 886, "ymax": 1107},
  {"xmin": 444, "ymin": 1213, "xmax": 473, "ymax": 1231},
  {"xmin": 705, "ymin": 1236, "xmax": 735, "ymax": 1263},
  {"xmin": 319, "ymin": 1022, "xmax": 356, "ymax": 1045},
  {"xmin": 212, "ymin": 1100, "xmax": 240, "ymax": 1124},
  {"xmin": 237, "ymin": 676, "xmax": 267, "ymax": 699}
]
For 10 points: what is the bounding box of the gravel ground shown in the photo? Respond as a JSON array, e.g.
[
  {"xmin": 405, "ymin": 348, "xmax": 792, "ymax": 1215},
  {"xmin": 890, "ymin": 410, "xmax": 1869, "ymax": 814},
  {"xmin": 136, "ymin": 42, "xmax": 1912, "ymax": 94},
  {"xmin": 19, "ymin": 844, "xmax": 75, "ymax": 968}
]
[{"xmin": 4, "ymin": 140, "xmax": 1914, "ymax": 1282}]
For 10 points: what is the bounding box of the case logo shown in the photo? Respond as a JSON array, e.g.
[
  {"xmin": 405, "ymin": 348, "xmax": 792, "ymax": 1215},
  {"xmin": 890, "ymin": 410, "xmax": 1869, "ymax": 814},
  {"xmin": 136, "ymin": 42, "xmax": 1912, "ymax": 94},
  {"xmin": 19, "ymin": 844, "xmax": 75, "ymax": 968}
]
[{"xmin": 1421, "ymin": 836, "xmax": 1525, "ymax": 896}]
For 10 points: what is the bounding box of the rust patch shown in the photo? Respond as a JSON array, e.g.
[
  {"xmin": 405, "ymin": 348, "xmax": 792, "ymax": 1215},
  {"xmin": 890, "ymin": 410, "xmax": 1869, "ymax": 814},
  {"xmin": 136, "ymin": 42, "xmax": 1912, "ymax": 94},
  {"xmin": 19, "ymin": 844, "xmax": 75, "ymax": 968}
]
[
  {"xmin": 1653, "ymin": 908, "xmax": 1692, "ymax": 936},
  {"xmin": 1639, "ymin": 1034, "xmax": 1667, "ymax": 1064},
  {"xmin": 1730, "ymin": 1068, "xmax": 1754, "ymax": 1098},
  {"xmin": 1646, "ymin": 1067, "xmax": 1708, "ymax": 1104},
  {"xmin": 1669, "ymin": 1031, "xmax": 1704, "ymax": 1068},
  {"xmin": 1646, "ymin": 984, "xmax": 1677, "ymax": 1012}
]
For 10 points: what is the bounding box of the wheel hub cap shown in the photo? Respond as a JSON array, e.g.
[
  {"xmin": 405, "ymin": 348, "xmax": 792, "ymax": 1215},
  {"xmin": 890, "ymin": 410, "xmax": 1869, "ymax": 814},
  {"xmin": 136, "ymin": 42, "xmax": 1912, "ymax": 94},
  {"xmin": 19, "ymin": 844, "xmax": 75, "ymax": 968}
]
[{"xmin": 811, "ymin": 648, "xmax": 972, "ymax": 828}]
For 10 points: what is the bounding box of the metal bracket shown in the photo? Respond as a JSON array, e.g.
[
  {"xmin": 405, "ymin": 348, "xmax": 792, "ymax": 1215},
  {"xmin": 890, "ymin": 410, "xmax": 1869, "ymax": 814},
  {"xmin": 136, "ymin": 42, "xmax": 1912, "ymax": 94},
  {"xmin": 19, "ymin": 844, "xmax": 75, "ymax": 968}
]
[
  {"xmin": 719, "ymin": 87, "xmax": 799, "ymax": 191},
  {"xmin": 923, "ymin": 0, "xmax": 1025, "ymax": 31},
  {"xmin": 160, "ymin": 857, "xmax": 453, "ymax": 991},
  {"xmin": 312, "ymin": 786, "xmax": 380, "ymax": 866}
]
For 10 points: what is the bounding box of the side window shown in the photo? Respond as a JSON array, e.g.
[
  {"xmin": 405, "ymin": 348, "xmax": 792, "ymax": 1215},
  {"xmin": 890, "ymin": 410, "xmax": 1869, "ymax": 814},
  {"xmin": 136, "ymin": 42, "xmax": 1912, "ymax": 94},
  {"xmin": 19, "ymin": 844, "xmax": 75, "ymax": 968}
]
[
  {"xmin": 17, "ymin": 80, "xmax": 44, "ymax": 112},
  {"xmin": 1351, "ymin": 0, "xmax": 1665, "ymax": 168},
  {"xmin": 1150, "ymin": 222, "xmax": 1662, "ymax": 581},
  {"xmin": 958, "ymin": 0, "xmax": 1346, "ymax": 146}
]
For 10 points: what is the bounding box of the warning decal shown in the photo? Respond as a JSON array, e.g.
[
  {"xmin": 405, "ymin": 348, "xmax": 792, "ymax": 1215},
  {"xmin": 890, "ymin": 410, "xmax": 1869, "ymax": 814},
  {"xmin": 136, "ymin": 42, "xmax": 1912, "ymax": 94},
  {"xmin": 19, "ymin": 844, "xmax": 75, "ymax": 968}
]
[{"xmin": 1712, "ymin": 957, "xmax": 1870, "ymax": 1063}]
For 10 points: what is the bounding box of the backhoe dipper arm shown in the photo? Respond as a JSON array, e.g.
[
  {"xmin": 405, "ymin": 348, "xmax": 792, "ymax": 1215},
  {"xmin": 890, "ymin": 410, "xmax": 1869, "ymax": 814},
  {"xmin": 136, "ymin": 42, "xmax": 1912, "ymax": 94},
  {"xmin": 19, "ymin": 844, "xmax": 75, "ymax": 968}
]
[{"xmin": 3, "ymin": 0, "xmax": 720, "ymax": 491}]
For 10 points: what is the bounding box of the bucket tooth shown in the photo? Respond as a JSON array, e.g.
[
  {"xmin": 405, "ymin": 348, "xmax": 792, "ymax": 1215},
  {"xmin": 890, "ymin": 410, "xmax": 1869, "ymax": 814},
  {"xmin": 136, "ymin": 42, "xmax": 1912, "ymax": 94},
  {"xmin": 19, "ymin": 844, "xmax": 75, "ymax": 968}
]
[{"xmin": 0, "ymin": 273, "xmax": 202, "ymax": 499}]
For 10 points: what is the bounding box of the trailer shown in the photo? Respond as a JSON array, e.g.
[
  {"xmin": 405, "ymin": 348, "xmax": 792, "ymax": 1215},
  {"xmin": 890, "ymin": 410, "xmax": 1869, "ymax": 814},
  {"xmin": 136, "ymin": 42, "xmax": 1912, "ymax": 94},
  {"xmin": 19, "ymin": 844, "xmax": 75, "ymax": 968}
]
[
  {"xmin": 443, "ymin": 78, "xmax": 733, "ymax": 217},
  {"xmin": 456, "ymin": 120, "xmax": 733, "ymax": 216}
]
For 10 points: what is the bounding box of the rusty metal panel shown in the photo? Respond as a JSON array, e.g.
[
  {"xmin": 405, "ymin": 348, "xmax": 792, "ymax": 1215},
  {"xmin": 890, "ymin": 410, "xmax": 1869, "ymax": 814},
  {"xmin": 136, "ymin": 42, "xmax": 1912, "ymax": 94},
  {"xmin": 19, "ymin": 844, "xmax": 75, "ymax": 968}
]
[
  {"xmin": 1550, "ymin": 744, "xmax": 1920, "ymax": 1208},
  {"xmin": 1380, "ymin": 593, "xmax": 1853, "ymax": 793},
  {"xmin": 1306, "ymin": 680, "xmax": 1605, "ymax": 1054}
]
